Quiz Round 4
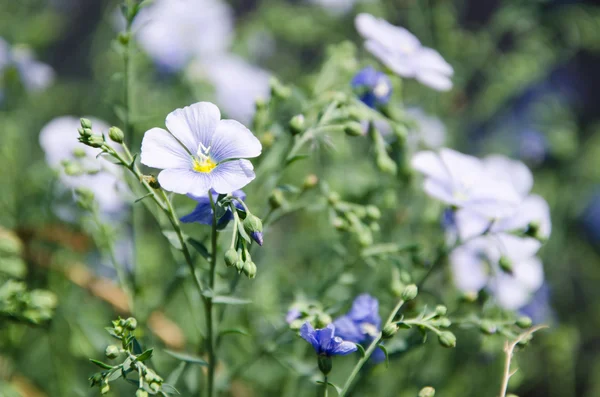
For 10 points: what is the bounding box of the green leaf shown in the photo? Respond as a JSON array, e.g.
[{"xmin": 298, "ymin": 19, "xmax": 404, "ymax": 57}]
[
  {"xmin": 104, "ymin": 327, "xmax": 122, "ymax": 340},
  {"xmin": 316, "ymin": 381, "xmax": 343, "ymax": 394},
  {"xmin": 286, "ymin": 154, "xmax": 310, "ymax": 166},
  {"xmin": 187, "ymin": 238, "xmax": 211, "ymax": 260},
  {"xmin": 89, "ymin": 359, "xmax": 113, "ymax": 370},
  {"xmin": 278, "ymin": 184, "xmax": 300, "ymax": 193},
  {"xmin": 166, "ymin": 361, "xmax": 187, "ymax": 387},
  {"xmin": 161, "ymin": 383, "xmax": 180, "ymax": 395},
  {"xmin": 218, "ymin": 328, "xmax": 249, "ymax": 337},
  {"xmin": 162, "ymin": 230, "xmax": 183, "ymax": 250},
  {"xmin": 355, "ymin": 343, "xmax": 366, "ymax": 358},
  {"xmin": 164, "ymin": 350, "xmax": 208, "ymax": 366},
  {"xmin": 132, "ymin": 337, "xmax": 143, "ymax": 355},
  {"xmin": 396, "ymin": 322, "xmax": 412, "ymax": 329},
  {"xmin": 212, "ymin": 296, "xmax": 252, "ymax": 305},
  {"xmin": 106, "ymin": 368, "xmax": 122, "ymax": 382},
  {"xmin": 237, "ymin": 221, "xmax": 251, "ymax": 243},
  {"xmin": 378, "ymin": 344, "xmax": 389, "ymax": 368},
  {"xmin": 136, "ymin": 348, "xmax": 154, "ymax": 362},
  {"xmin": 135, "ymin": 193, "xmax": 153, "ymax": 203}
]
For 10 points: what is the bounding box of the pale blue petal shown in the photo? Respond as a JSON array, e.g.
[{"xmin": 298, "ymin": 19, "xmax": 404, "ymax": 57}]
[
  {"xmin": 141, "ymin": 128, "xmax": 191, "ymax": 169},
  {"xmin": 331, "ymin": 339, "xmax": 358, "ymax": 356},
  {"xmin": 165, "ymin": 102, "xmax": 221, "ymax": 154},
  {"xmin": 300, "ymin": 322, "xmax": 320, "ymax": 352},
  {"xmin": 210, "ymin": 160, "xmax": 255, "ymax": 194},
  {"xmin": 210, "ymin": 119, "xmax": 262, "ymax": 162},
  {"xmin": 157, "ymin": 168, "xmax": 212, "ymax": 196},
  {"xmin": 316, "ymin": 324, "xmax": 335, "ymax": 353}
]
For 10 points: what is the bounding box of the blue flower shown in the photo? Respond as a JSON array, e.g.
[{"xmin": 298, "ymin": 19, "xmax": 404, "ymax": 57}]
[
  {"xmin": 286, "ymin": 308, "xmax": 301, "ymax": 324},
  {"xmin": 333, "ymin": 294, "xmax": 381, "ymax": 343},
  {"xmin": 180, "ymin": 189, "xmax": 245, "ymax": 226},
  {"xmin": 300, "ymin": 322, "xmax": 357, "ymax": 356},
  {"xmin": 351, "ymin": 66, "xmax": 392, "ymax": 108}
]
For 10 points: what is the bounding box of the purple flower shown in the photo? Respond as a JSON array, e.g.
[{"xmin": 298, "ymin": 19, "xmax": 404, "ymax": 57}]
[
  {"xmin": 180, "ymin": 189, "xmax": 245, "ymax": 226},
  {"xmin": 300, "ymin": 322, "xmax": 357, "ymax": 356},
  {"xmin": 286, "ymin": 308, "xmax": 302, "ymax": 324},
  {"xmin": 351, "ymin": 66, "xmax": 392, "ymax": 108}
]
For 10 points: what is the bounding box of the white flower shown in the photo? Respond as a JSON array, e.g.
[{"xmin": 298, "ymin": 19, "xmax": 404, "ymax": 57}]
[
  {"xmin": 450, "ymin": 235, "xmax": 544, "ymax": 310},
  {"xmin": 309, "ymin": 0, "xmax": 359, "ymax": 14},
  {"xmin": 355, "ymin": 13, "xmax": 453, "ymax": 91},
  {"xmin": 405, "ymin": 107, "xmax": 446, "ymax": 149},
  {"xmin": 39, "ymin": 116, "xmax": 126, "ymax": 215},
  {"xmin": 187, "ymin": 55, "xmax": 271, "ymax": 125},
  {"xmin": 134, "ymin": 0, "xmax": 233, "ymax": 71},
  {"xmin": 411, "ymin": 148, "xmax": 522, "ymax": 218},
  {"xmin": 453, "ymin": 155, "xmax": 551, "ymax": 241},
  {"xmin": 140, "ymin": 102, "xmax": 262, "ymax": 196},
  {"xmin": 0, "ymin": 38, "xmax": 54, "ymax": 93}
]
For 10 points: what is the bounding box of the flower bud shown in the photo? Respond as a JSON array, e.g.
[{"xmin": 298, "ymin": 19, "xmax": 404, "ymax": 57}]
[
  {"xmin": 346, "ymin": 106, "xmax": 367, "ymax": 122},
  {"xmin": 63, "ymin": 161, "xmax": 82, "ymax": 176},
  {"xmin": 224, "ymin": 249, "xmax": 238, "ymax": 267},
  {"xmin": 118, "ymin": 32, "xmax": 130, "ymax": 45},
  {"xmin": 401, "ymin": 284, "xmax": 418, "ymax": 301},
  {"xmin": 124, "ymin": 317, "xmax": 137, "ymax": 330},
  {"xmin": 303, "ymin": 174, "xmax": 319, "ymax": 190},
  {"xmin": 344, "ymin": 121, "xmax": 364, "ymax": 137},
  {"xmin": 100, "ymin": 381, "xmax": 110, "ymax": 395},
  {"xmin": 317, "ymin": 355, "xmax": 332, "ymax": 375},
  {"xmin": 376, "ymin": 154, "xmax": 397, "ymax": 174},
  {"xmin": 438, "ymin": 331, "xmax": 456, "ymax": 348},
  {"xmin": 365, "ymin": 205, "xmax": 381, "ymax": 219},
  {"xmin": 418, "ymin": 386, "xmax": 435, "ymax": 397},
  {"xmin": 516, "ymin": 316, "xmax": 532, "ymax": 329},
  {"xmin": 108, "ymin": 127, "xmax": 124, "ymax": 144},
  {"xmin": 80, "ymin": 134, "xmax": 104, "ymax": 148},
  {"xmin": 270, "ymin": 77, "xmax": 291, "ymax": 99},
  {"xmin": 316, "ymin": 313, "xmax": 332, "ymax": 328},
  {"xmin": 479, "ymin": 320, "xmax": 497, "ymax": 335},
  {"xmin": 382, "ymin": 323, "xmax": 399, "ymax": 339},
  {"xmin": 80, "ymin": 118, "xmax": 93, "ymax": 129},
  {"xmin": 243, "ymin": 261, "xmax": 257, "ymax": 279},
  {"xmin": 289, "ymin": 114, "xmax": 305, "ymax": 135},
  {"xmin": 78, "ymin": 127, "xmax": 92, "ymax": 138},
  {"xmin": 89, "ymin": 373, "xmax": 103, "ymax": 387},
  {"xmin": 114, "ymin": 325, "xmax": 123, "ymax": 335},
  {"xmin": 105, "ymin": 345, "xmax": 120, "ymax": 359},
  {"xmin": 269, "ymin": 189, "xmax": 284, "ymax": 209},
  {"xmin": 72, "ymin": 148, "xmax": 87, "ymax": 158},
  {"xmin": 436, "ymin": 318, "xmax": 451, "ymax": 328},
  {"xmin": 327, "ymin": 192, "xmax": 340, "ymax": 205},
  {"xmin": 243, "ymin": 214, "xmax": 264, "ymax": 246},
  {"xmin": 136, "ymin": 389, "xmax": 149, "ymax": 397},
  {"xmin": 499, "ymin": 256, "xmax": 513, "ymax": 274},
  {"xmin": 434, "ymin": 305, "xmax": 447, "ymax": 317},
  {"xmin": 150, "ymin": 382, "xmax": 160, "ymax": 392}
]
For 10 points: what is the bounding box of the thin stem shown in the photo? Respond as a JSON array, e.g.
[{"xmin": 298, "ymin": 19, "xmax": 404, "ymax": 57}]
[
  {"xmin": 206, "ymin": 192, "xmax": 218, "ymax": 397},
  {"xmin": 122, "ymin": 11, "xmax": 133, "ymax": 145},
  {"xmin": 338, "ymin": 299, "xmax": 405, "ymax": 397},
  {"xmin": 323, "ymin": 375, "xmax": 329, "ymax": 397}
]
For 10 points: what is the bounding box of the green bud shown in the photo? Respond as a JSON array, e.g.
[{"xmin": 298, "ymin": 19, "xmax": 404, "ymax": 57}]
[
  {"xmin": 270, "ymin": 77, "xmax": 291, "ymax": 99},
  {"xmin": 434, "ymin": 305, "xmax": 447, "ymax": 317},
  {"xmin": 89, "ymin": 373, "xmax": 103, "ymax": 387},
  {"xmin": 303, "ymin": 174, "xmax": 319, "ymax": 189},
  {"xmin": 436, "ymin": 318, "xmax": 451, "ymax": 328},
  {"xmin": 317, "ymin": 355, "xmax": 332, "ymax": 375},
  {"xmin": 316, "ymin": 313, "xmax": 332, "ymax": 328},
  {"xmin": 369, "ymin": 221, "xmax": 380, "ymax": 233},
  {"xmin": 346, "ymin": 106, "xmax": 367, "ymax": 122},
  {"xmin": 118, "ymin": 32, "xmax": 130, "ymax": 45},
  {"xmin": 80, "ymin": 118, "xmax": 92, "ymax": 129},
  {"xmin": 136, "ymin": 389, "xmax": 149, "ymax": 397},
  {"xmin": 124, "ymin": 317, "xmax": 137, "ymax": 330},
  {"xmin": 100, "ymin": 381, "xmax": 110, "ymax": 395},
  {"xmin": 327, "ymin": 192, "xmax": 340, "ymax": 205},
  {"xmin": 108, "ymin": 127, "xmax": 124, "ymax": 144},
  {"xmin": 78, "ymin": 127, "xmax": 89, "ymax": 138},
  {"xmin": 114, "ymin": 325, "xmax": 123, "ymax": 335},
  {"xmin": 516, "ymin": 316, "xmax": 533, "ymax": 329},
  {"xmin": 224, "ymin": 249, "xmax": 238, "ymax": 267},
  {"xmin": 376, "ymin": 154, "xmax": 397, "ymax": 174},
  {"xmin": 243, "ymin": 261, "xmax": 257, "ymax": 279},
  {"xmin": 517, "ymin": 334, "xmax": 532, "ymax": 347},
  {"xmin": 418, "ymin": 386, "xmax": 436, "ymax": 397},
  {"xmin": 392, "ymin": 124, "xmax": 408, "ymax": 143},
  {"xmin": 401, "ymin": 284, "xmax": 418, "ymax": 301},
  {"xmin": 72, "ymin": 148, "xmax": 87, "ymax": 158},
  {"xmin": 269, "ymin": 189, "xmax": 285, "ymax": 209},
  {"xmin": 332, "ymin": 217, "xmax": 347, "ymax": 230},
  {"xmin": 81, "ymin": 134, "xmax": 104, "ymax": 148},
  {"xmin": 255, "ymin": 97, "xmax": 268, "ymax": 110},
  {"xmin": 499, "ymin": 256, "xmax": 513, "ymax": 274},
  {"xmin": 438, "ymin": 331, "xmax": 457, "ymax": 348},
  {"xmin": 149, "ymin": 382, "xmax": 160, "ymax": 392},
  {"xmin": 365, "ymin": 205, "xmax": 381, "ymax": 219},
  {"xmin": 289, "ymin": 114, "xmax": 305, "ymax": 135},
  {"xmin": 382, "ymin": 322, "xmax": 399, "ymax": 339},
  {"xmin": 105, "ymin": 345, "xmax": 120, "ymax": 359},
  {"xmin": 357, "ymin": 230, "xmax": 373, "ymax": 247},
  {"xmin": 461, "ymin": 291, "xmax": 478, "ymax": 302},
  {"xmin": 63, "ymin": 161, "xmax": 82, "ymax": 176},
  {"xmin": 243, "ymin": 214, "xmax": 263, "ymax": 235},
  {"xmin": 479, "ymin": 320, "xmax": 497, "ymax": 335},
  {"xmin": 344, "ymin": 121, "xmax": 364, "ymax": 137},
  {"xmin": 289, "ymin": 319, "xmax": 304, "ymax": 330}
]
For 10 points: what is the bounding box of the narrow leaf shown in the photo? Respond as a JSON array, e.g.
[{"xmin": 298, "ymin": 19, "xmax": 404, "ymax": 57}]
[
  {"xmin": 89, "ymin": 359, "xmax": 113, "ymax": 370},
  {"xmin": 162, "ymin": 230, "xmax": 183, "ymax": 250},
  {"xmin": 166, "ymin": 361, "xmax": 187, "ymax": 387},
  {"xmin": 316, "ymin": 381, "xmax": 342, "ymax": 394},
  {"xmin": 355, "ymin": 343, "xmax": 366, "ymax": 358},
  {"xmin": 212, "ymin": 296, "xmax": 252, "ymax": 305},
  {"xmin": 135, "ymin": 193, "xmax": 153, "ymax": 203},
  {"xmin": 286, "ymin": 154, "xmax": 310, "ymax": 166},
  {"xmin": 378, "ymin": 344, "xmax": 390, "ymax": 368},
  {"xmin": 136, "ymin": 348, "xmax": 154, "ymax": 362},
  {"xmin": 218, "ymin": 328, "xmax": 249, "ymax": 337},
  {"xmin": 164, "ymin": 350, "xmax": 208, "ymax": 366},
  {"xmin": 132, "ymin": 337, "xmax": 143, "ymax": 355},
  {"xmin": 187, "ymin": 238, "xmax": 211, "ymax": 260},
  {"xmin": 161, "ymin": 383, "xmax": 180, "ymax": 395}
]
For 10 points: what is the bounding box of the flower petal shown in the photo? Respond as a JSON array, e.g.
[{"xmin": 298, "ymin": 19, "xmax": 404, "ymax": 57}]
[
  {"xmin": 415, "ymin": 47, "xmax": 454, "ymax": 75},
  {"xmin": 411, "ymin": 150, "xmax": 450, "ymax": 181},
  {"xmin": 165, "ymin": 102, "xmax": 221, "ymax": 153},
  {"xmin": 450, "ymin": 239, "xmax": 490, "ymax": 293},
  {"xmin": 210, "ymin": 119, "xmax": 262, "ymax": 161},
  {"xmin": 180, "ymin": 197, "xmax": 213, "ymax": 225},
  {"xmin": 316, "ymin": 324, "xmax": 336, "ymax": 353},
  {"xmin": 332, "ymin": 315, "xmax": 364, "ymax": 344},
  {"xmin": 140, "ymin": 127, "xmax": 191, "ymax": 170},
  {"xmin": 484, "ymin": 155, "xmax": 533, "ymax": 197},
  {"xmin": 157, "ymin": 168, "xmax": 213, "ymax": 196},
  {"xmin": 415, "ymin": 71, "xmax": 453, "ymax": 91},
  {"xmin": 210, "ymin": 160, "xmax": 256, "ymax": 194},
  {"xmin": 331, "ymin": 339, "xmax": 358, "ymax": 356},
  {"xmin": 299, "ymin": 322, "xmax": 320, "ymax": 353}
]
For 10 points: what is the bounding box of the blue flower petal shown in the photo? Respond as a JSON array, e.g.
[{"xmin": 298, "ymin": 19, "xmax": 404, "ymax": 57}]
[
  {"xmin": 331, "ymin": 338, "xmax": 358, "ymax": 356},
  {"xmin": 300, "ymin": 322, "xmax": 320, "ymax": 353}
]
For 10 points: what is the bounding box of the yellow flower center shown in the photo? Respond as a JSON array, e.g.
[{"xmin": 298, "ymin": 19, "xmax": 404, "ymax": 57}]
[
  {"xmin": 193, "ymin": 143, "xmax": 217, "ymax": 173},
  {"xmin": 193, "ymin": 156, "xmax": 216, "ymax": 173}
]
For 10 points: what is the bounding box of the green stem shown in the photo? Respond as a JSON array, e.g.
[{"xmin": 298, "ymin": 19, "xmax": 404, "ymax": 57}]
[
  {"xmin": 122, "ymin": 13, "xmax": 133, "ymax": 145},
  {"xmin": 338, "ymin": 299, "xmax": 405, "ymax": 397},
  {"xmin": 323, "ymin": 375, "xmax": 328, "ymax": 397},
  {"xmin": 206, "ymin": 193, "xmax": 219, "ymax": 397}
]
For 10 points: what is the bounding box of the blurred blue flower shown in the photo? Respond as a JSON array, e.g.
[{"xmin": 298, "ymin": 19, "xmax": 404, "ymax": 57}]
[
  {"xmin": 181, "ymin": 189, "xmax": 245, "ymax": 226},
  {"xmin": 300, "ymin": 322, "xmax": 357, "ymax": 356},
  {"xmin": 140, "ymin": 102, "xmax": 262, "ymax": 196},
  {"xmin": 286, "ymin": 308, "xmax": 302, "ymax": 324},
  {"xmin": 519, "ymin": 284, "xmax": 554, "ymax": 325},
  {"xmin": 351, "ymin": 66, "xmax": 392, "ymax": 108},
  {"xmin": 355, "ymin": 13, "xmax": 453, "ymax": 91}
]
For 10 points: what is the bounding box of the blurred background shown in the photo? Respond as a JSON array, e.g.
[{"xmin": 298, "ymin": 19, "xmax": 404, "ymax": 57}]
[{"xmin": 1, "ymin": 0, "xmax": 600, "ymax": 396}]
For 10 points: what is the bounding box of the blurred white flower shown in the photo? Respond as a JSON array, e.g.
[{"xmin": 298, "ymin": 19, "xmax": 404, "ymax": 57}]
[
  {"xmin": 405, "ymin": 107, "xmax": 446, "ymax": 149},
  {"xmin": 309, "ymin": 0, "xmax": 359, "ymax": 14},
  {"xmin": 187, "ymin": 55, "xmax": 271, "ymax": 125},
  {"xmin": 134, "ymin": 0, "xmax": 233, "ymax": 71},
  {"xmin": 0, "ymin": 38, "xmax": 55, "ymax": 93},
  {"xmin": 450, "ymin": 235, "xmax": 544, "ymax": 310},
  {"xmin": 355, "ymin": 13, "xmax": 453, "ymax": 91},
  {"xmin": 39, "ymin": 116, "xmax": 127, "ymax": 215},
  {"xmin": 411, "ymin": 148, "xmax": 521, "ymax": 218}
]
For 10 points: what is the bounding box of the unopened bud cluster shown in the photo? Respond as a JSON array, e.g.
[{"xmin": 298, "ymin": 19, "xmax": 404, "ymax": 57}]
[{"xmin": 327, "ymin": 190, "xmax": 381, "ymax": 246}]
